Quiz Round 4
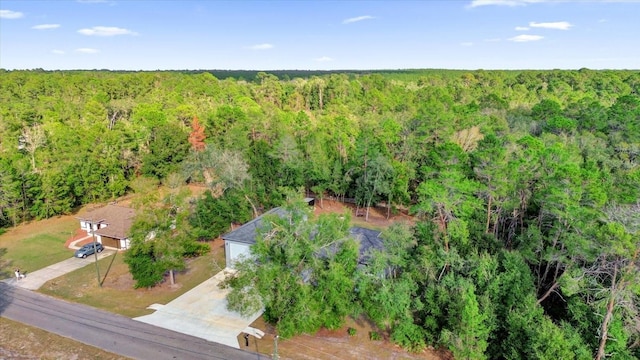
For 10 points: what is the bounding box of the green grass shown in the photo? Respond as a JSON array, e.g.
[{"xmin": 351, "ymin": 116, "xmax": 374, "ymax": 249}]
[
  {"xmin": 39, "ymin": 242, "xmax": 226, "ymax": 318},
  {"xmin": 1, "ymin": 209, "xmax": 229, "ymax": 319},
  {"xmin": 17, "ymin": 233, "xmax": 75, "ymax": 267},
  {"xmin": 0, "ymin": 215, "xmax": 78, "ymax": 273}
]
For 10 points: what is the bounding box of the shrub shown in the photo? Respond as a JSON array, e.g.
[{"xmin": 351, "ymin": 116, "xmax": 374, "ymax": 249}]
[{"xmin": 181, "ymin": 240, "xmax": 209, "ymax": 258}]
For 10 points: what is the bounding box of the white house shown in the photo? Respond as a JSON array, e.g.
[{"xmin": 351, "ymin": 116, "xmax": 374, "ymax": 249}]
[
  {"xmin": 221, "ymin": 207, "xmax": 287, "ymax": 268},
  {"xmin": 77, "ymin": 204, "xmax": 136, "ymax": 249}
]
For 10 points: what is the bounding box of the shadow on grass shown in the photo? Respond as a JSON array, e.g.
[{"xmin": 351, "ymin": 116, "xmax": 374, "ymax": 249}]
[
  {"xmin": 0, "ymin": 248, "xmax": 15, "ymax": 316},
  {"xmin": 0, "ymin": 248, "xmax": 14, "ymax": 279},
  {"xmin": 99, "ymin": 251, "xmax": 118, "ymax": 287}
]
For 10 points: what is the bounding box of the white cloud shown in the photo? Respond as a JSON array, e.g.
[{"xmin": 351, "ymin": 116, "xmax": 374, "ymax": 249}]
[
  {"xmin": 78, "ymin": 26, "xmax": 137, "ymax": 36},
  {"xmin": 52, "ymin": 49, "xmax": 65, "ymax": 55},
  {"xmin": 248, "ymin": 43, "xmax": 274, "ymax": 50},
  {"xmin": 468, "ymin": 0, "xmax": 541, "ymax": 7},
  {"xmin": 0, "ymin": 9, "xmax": 24, "ymax": 19},
  {"xmin": 529, "ymin": 21, "xmax": 572, "ymax": 30},
  {"xmin": 509, "ymin": 34, "xmax": 544, "ymax": 42},
  {"xmin": 343, "ymin": 15, "xmax": 375, "ymax": 24},
  {"xmin": 75, "ymin": 48, "xmax": 100, "ymax": 54},
  {"xmin": 315, "ymin": 56, "xmax": 334, "ymax": 62},
  {"xmin": 461, "ymin": 42, "xmax": 473, "ymax": 46},
  {"xmin": 32, "ymin": 24, "xmax": 60, "ymax": 30},
  {"xmin": 515, "ymin": 26, "xmax": 529, "ymax": 31}
]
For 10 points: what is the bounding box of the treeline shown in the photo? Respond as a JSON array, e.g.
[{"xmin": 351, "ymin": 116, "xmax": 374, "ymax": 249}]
[
  {"xmin": 1, "ymin": 69, "xmax": 637, "ymax": 226},
  {"xmin": 0, "ymin": 69, "xmax": 638, "ymax": 358}
]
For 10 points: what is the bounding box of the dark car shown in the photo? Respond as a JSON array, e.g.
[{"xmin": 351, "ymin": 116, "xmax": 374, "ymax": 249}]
[{"xmin": 75, "ymin": 242, "xmax": 104, "ymax": 258}]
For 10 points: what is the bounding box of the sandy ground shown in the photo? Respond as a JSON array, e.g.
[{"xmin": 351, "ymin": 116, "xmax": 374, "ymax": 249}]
[
  {"xmin": 312, "ymin": 198, "xmax": 416, "ymax": 229},
  {"xmin": 241, "ymin": 316, "xmax": 448, "ymax": 360}
]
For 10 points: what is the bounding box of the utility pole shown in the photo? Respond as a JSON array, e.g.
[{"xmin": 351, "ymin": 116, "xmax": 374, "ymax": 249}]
[
  {"xmin": 91, "ymin": 218, "xmax": 102, "ymax": 287},
  {"xmin": 273, "ymin": 335, "xmax": 279, "ymax": 360}
]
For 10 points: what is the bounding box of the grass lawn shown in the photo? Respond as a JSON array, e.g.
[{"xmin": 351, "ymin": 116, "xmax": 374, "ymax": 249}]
[
  {"xmin": 0, "ymin": 214, "xmax": 78, "ymax": 275},
  {"xmin": 39, "ymin": 240, "xmax": 226, "ymax": 318}
]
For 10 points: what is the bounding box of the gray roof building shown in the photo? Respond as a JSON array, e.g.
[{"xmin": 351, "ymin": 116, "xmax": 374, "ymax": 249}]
[
  {"xmin": 221, "ymin": 207, "xmax": 383, "ymax": 266},
  {"xmin": 221, "ymin": 207, "xmax": 288, "ymax": 245}
]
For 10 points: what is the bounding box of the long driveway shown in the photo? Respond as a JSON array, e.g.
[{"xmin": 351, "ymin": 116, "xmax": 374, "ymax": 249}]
[
  {"xmin": 13, "ymin": 249, "xmax": 116, "ymax": 290},
  {"xmin": 135, "ymin": 269, "xmax": 264, "ymax": 349},
  {"xmin": 0, "ymin": 282, "xmax": 265, "ymax": 360}
]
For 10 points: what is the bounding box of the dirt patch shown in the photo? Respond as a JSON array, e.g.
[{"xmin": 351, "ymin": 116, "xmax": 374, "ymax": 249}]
[
  {"xmin": 0, "ymin": 317, "xmax": 128, "ymax": 360},
  {"xmin": 313, "ymin": 199, "xmax": 416, "ymax": 229},
  {"xmin": 100, "ymin": 262, "xmax": 136, "ymax": 291},
  {"xmin": 241, "ymin": 316, "xmax": 446, "ymax": 360},
  {"xmin": 1, "ymin": 214, "xmax": 77, "ymax": 245}
]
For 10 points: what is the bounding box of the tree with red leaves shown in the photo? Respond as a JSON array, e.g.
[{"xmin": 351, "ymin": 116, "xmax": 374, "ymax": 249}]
[{"xmin": 188, "ymin": 116, "xmax": 206, "ymax": 151}]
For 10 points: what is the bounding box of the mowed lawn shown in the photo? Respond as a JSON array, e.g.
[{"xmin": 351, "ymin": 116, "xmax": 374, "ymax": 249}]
[
  {"xmin": 0, "ymin": 214, "xmax": 79, "ymax": 276},
  {"xmin": 39, "ymin": 240, "xmax": 226, "ymax": 318},
  {"xmin": 0, "ymin": 210, "xmax": 226, "ymax": 318}
]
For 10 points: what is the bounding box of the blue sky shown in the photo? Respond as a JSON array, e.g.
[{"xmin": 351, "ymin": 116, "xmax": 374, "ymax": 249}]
[{"xmin": 1, "ymin": 0, "xmax": 639, "ymax": 70}]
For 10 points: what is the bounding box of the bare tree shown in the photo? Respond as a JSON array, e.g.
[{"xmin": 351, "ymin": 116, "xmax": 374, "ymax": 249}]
[
  {"xmin": 183, "ymin": 145, "xmax": 250, "ymax": 192},
  {"xmin": 21, "ymin": 124, "xmax": 46, "ymax": 172},
  {"xmin": 451, "ymin": 126, "xmax": 484, "ymax": 153},
  {"xmin": 562, "ymin": 205, "xmax": 640, "ymax": 360}
]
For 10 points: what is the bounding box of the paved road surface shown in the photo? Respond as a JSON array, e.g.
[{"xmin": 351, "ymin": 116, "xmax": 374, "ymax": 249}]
[{"xmin": 0, "ymin": 282, "xmax": 266, "ymax": 360}]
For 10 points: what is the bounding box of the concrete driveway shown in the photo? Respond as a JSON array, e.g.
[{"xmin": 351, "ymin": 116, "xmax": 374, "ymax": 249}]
[
  {"xmin": 134, "ymin": 269, "xmax": 264, "ymax": 349},
  {"xmin": 8, "ymin": 250, "xmax": 115, "ymax": 290},
  {"xmin": 4, "ymin": 239, "xmax": 265, "ymax": 350}
]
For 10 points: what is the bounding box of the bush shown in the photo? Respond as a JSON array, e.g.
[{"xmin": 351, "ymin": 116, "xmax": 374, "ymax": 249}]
[
  {"xmin": 348, "ymin": 327, "xmax": 357, "ymax": 336},
  {"xmin": 181, "ymin": 240, "xmax": 209, "ymax": 258},
  {"xmin": 369, "ymin": 331, "xmax": 381, "ymax": 341}
]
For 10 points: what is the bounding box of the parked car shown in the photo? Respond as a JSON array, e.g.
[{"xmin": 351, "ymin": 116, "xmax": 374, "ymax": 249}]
[{"xmin": 75, "ymin": 242, "xmax": 104, "ymax": 258}]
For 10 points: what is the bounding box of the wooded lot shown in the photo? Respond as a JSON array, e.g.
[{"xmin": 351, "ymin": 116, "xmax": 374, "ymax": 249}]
[{"xmin": 0, "ymin": 69, "xmax": 638, "ymax": 359}]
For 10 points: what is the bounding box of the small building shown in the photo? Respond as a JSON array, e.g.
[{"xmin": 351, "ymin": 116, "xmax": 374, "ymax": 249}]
[
  {"xmin": 221, "ymin": 206, "xmax": 383, "ymax": 268},
  {"xmin": 76, "ymin": 204, "xmax": 136, "ymax": 249},
  {"xmin": 221, "ymin": 207, "xmax": 288, "ymax": 267}
]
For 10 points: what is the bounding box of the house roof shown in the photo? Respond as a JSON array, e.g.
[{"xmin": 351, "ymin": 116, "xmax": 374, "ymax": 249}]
[
  {"xmin": 349, "ymin": 227, "xmax": 383, "ymax": 264},
  {"xmin": 77, "ymin": 204, "xmax": 136, "ymax": 240},
  {"xmin": 94, "ymin": 216, "xmax": 134, "ymax": 240},
  {"xmin": 221, "ymin": 207, "xmax": 383, "ymax": 263},
  {"xmin": 221, "ymin": 207, "xmax": 288, "ymax": 244}
]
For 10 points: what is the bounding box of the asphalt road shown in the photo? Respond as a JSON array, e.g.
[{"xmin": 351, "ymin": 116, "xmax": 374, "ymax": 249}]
[{"xmin": 0, "ymin": 282, "xmax": 266, "ymax": 360}]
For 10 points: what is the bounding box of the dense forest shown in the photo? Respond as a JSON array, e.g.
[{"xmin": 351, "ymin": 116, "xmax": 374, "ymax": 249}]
[{"xmin": 0, "ymin": 69, "xmax": 639, "ymax": 359}]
